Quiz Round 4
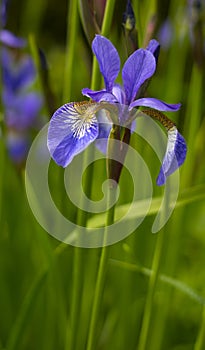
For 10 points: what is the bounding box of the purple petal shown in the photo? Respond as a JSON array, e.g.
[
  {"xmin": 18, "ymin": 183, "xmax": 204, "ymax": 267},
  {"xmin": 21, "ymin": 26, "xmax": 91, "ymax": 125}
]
[
  {"xmin": 47, "ymin": 102, "xmax": 99, "ymax": 167},
  {"xmin": 95, "ymin": 109, "xmax": 112, "ymax": 153},
  {"xmin": 82, "ymin": 87, "xmax": 117, "ymax": 103},
  {"xmin": 112, "ymin": 84, "xmax": 126, "ymax": 104},
  {"xmin": 157, "ymin": 128, "xmax": 187, "ymax": 186},
  {"xmin": 2, "ymin": 50, "xmax": 36, "ymax": 92},
  {"xmin": 6, "ymin": 131, "xmax": 30, "ymax": 164},
  {"xmin": 0, "ymin": 30, "xmax": 26, "ymax": 48},
  {"xmin": 3, "ymin": 91, "xmax": 43, "ymax": 130},
  {"xmin": 122, "ymin": 49, "xmax": 156, "ymax": 104},
  {"xmin": 1, "ymin": 0, "xmax": 9, "ymax": 27},
  {"xmin": 157, "ymin": 20, "xmax": 173, "ymax": 50},
  {"xmin": 146, "ymin": 39, "xmax": 160, "ymax": 63},
  {"xmin": 92, "ymin": 35, "xmax": 120, "ymax": 92},
  {"xmin": 129, "ymin": 97, "xmax": 181, "ymax": 111}
]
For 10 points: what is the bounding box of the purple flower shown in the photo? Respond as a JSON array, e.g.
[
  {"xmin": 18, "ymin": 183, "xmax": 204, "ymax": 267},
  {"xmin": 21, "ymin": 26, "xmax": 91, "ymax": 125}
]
[
  {"xmin": 0, "ymin": 0, "xmax": 9, "ymax": 27},
  {"xmin": 0, "ymin": 29, "xmax": 26, "ymax": 48},
  {"xmin": 6, "ymin": 130, "xmax": 30, "ymax": 164},
  {"xmin": 0, "ymin": 0, "xmax": 26, "ymax": 48},
  {"xmin": 47, "ymin": 35, "xmax": 187, "ymax": 185},
  {"xmin": 2, "ymin": 49, "xmax": 43, "ymax": 130}
]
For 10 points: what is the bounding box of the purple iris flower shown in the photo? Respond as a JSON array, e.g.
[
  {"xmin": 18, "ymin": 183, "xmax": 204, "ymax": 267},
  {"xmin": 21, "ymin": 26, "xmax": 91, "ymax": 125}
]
[
  {"xmin": 2, "ymin": 49, "xmax": 43, "ymax": 131},
  {"xmin": 0, "ymin": 0, "xmax": 9, "ymax": 27},
  {"xmin": 47, "ymin": 35, "xmax": 187, "ymax": 185},
  {"xmin": 0, "ymin": 0, "xmax": 26, "ymax": 48},
  {"xmin": 6, "ymin": 130, "xmax": 30, "ymax": 164}
]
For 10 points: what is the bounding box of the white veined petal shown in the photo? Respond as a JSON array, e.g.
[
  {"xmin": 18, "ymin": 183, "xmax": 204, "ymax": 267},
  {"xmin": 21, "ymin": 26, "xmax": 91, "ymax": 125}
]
[{"xmin": 47, "ymin": 102, "xmax": 100, "ymax": 167}]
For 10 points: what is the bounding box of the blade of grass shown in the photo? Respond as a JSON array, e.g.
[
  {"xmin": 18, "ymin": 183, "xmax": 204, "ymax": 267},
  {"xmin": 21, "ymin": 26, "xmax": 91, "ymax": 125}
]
[
  {"xmin": 110, "ymin": 259, "xmax": 205, "ymax": 306},
  {"xmin": 88, "ymin": 184, "xmax": 205, "ymax": 228}
]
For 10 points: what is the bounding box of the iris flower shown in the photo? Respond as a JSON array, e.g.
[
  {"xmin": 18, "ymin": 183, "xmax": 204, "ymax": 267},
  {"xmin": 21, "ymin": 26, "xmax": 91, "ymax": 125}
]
[
  {"xmin": 2, "ymin": 48, "xmax": 43, "ymax": 163},
  {"xmin": 47, "ymin": 35, "xmax": 187, "ymax": 185},
  {"xmin": 0, "ymin": 0, "xmax": 26, "ymax": 48},
  {"xmin": 2, "ymin": 49, "xmax": 43, "ymax": 131}
]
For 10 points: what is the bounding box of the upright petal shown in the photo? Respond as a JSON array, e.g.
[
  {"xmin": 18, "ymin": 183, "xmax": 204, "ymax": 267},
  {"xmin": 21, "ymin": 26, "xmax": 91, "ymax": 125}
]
[
  {"xmin": 0, "ymin": 0, "xmax": 9, "ymax": 27},
  {"xmin": 129, "ymin": 97, "xmax": 181, "ymax": 111},
  {"xmin": 92, "ymin": 35, "xmax": 120, "ymax": 92},
  {"xmin": 146, "ymin": 39, "xmax": 160, "ymax": 63},
  {"xmin": 95, "ymin": 109, "xmax": 112, "ymax": 154},
  {"xmin": 122, "ymin": 49, "xmax": 156, "ymax": 104},
  {"xmin": 157, "ymin": 127, "xmax": 187, "ymax": 185},
  {"xmin": 82, "ymin": 87, "xmax": 117, "ymax": 103},
  {"xmin": 47, "ymin": 102, "xmax": 99, "ymax": 167}
]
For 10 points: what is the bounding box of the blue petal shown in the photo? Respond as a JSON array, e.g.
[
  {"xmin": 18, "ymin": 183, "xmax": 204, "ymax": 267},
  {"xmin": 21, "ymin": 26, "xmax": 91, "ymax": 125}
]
[
  {"xmin": 92, "ymin": 35, "xmax": 120, "ymax": 92},
  {"xmin": 3, "ymin": 90, "xmax": 43, "ymax": 130},
  {"xmin": 0, "ymin": 30, "xmax": 26, "ymax": 48},
  {"xmin": 112, "ymin": 84, "xmax": 126, "ymax": 104},
  {"xmin": 157, "ymin": 128, "xmax": 187, "ymax": 186},
  {"xmin": 82, "ymin": 88, "xmax": 117, "ymax": 103},
  {"xmin": 6, "ymin": 131, "xmax": 30, "ymax": 164},
  {"xmin": 129, "ymin": 97, "xmax": 181, "ymax": 111},
  {"xmin": 146, "ymin": 39, "xmax": 160, "ymax": 63},
  {"xmin": 95, "ymin": 109, "xmax": 112, "ymax": 154},
  {"xmin": 2, "ymin": 50, "xmax": 36, "ymax": 92},
  {"xmin": 1, "ymin": 0, "xmax": 9, "ymax": 27},
  {"xmin": 47, "ymin": 102, "xmax": 99, "ymax": 167},
  {"xmin": 122, "ymin": 49, "xmax": 156, "ymax": 104}
]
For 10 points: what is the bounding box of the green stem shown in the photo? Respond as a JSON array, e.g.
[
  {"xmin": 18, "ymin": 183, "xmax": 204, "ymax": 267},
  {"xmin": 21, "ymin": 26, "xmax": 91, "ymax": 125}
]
[
  {"xmin": 67, "ymin": 148, "xmax": 95, "ymax": 350},
  {"xmin": 194, "ymin": 306, "xmax": 205, "ymax": 350},
  {"xmin": 63, "ymin": 0, "xmax": 79, "ymax": 103},
  {"xmin": 137, "ymin": 189, "xmax": 168, "ymax": 350},
  {"xmin": 183, "ymin": 63, "xmax": 203, "ymax": 187},
  {"xmin": 67, "ymin": 1, "xmax": 116, "ymax": 348},
  {"xmin": 86, "ymin": 186, "xmax": 117, "ymax": 350},
  {"xmin": 137, "ymin": 230, "xmax": 165, "ymax": 350}
]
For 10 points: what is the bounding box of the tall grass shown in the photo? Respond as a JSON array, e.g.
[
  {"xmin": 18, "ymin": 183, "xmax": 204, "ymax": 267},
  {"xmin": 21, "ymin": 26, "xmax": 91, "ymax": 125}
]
[{"xmin": 0, "ymin": 0, "xmax": 205, "ymax": 349}]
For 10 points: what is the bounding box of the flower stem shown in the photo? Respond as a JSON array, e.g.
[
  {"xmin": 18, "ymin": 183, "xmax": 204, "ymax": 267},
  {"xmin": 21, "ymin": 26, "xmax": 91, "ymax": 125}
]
[
  {"xmin": 86, "ymin": 186, "xmax": 117, "ymax": 350},
  {"xmin": 137, "ymin": 188, "xmax": 169, "ymax": 350},
  {"xmin": 194, "ymin": 306, "xmax": 205, "ymax": 350},
  {"xmin": 66, "ymin": 150, "xmax": 95, "ymax": 350},
  {"xmin": 63, "ymin": 0, "xmax": 79, "ymax": 103},
  {"xmin": 67, "ymin": 1, "xmax": 116, "ymax": 348}
]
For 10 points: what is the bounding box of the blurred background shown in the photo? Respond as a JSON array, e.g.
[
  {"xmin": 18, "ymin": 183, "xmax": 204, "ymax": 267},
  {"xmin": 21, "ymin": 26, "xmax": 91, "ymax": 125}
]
[{"xmin": 0, "ymin": 0, "xmax": 205, "ymax": 349}]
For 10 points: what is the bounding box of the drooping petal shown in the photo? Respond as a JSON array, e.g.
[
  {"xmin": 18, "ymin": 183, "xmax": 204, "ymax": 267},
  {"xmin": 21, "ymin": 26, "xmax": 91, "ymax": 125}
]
[
  {"xmin": 157, "ymin": 127, "xmax": 187, "ymax": 185},
  {"xmin": 82, "ymin": 87, "xmax": 117, "ymax": 103},
  {"xmin": 47, "ymin": 102, "xmax": 99, "ymax": 167},
  {"xmin": 92, "ymin": 35, "xmax": 120, "ymax": 92},
  {"xmin": 129, "ymin": 97, "xmax": 181, "ymax": 111},
  {"xmin": 146, "ymin": 39, "xmax": 160, "ymax": 63},
  {"xmin": 122, "ymin": 49, "xmax": 156, "ymax": 104},
  {"xmin": 0, "ymin": 29, "xmax": 26, "ymax": 48}
]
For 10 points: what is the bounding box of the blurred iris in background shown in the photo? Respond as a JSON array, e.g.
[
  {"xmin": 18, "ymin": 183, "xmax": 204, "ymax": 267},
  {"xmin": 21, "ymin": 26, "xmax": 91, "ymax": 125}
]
[{"xmin": 0, "ymin": 0, "xmax": 44, "ymax": 165}]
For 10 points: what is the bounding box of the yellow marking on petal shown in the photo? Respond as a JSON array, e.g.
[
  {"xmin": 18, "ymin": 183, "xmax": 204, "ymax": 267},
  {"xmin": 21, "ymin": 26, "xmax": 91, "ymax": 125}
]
[
  {"xmin": 141, "ymin": 109, "xmax": 175, "ymax": 130},
  {"xmin": 74, "ymin": 100, "xmax": 96, "ymax": 114}
]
